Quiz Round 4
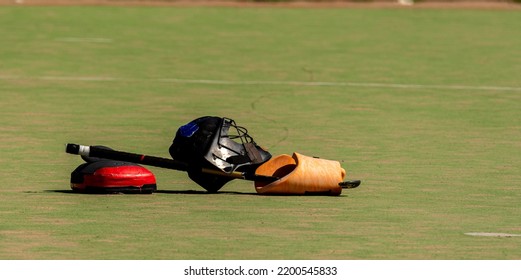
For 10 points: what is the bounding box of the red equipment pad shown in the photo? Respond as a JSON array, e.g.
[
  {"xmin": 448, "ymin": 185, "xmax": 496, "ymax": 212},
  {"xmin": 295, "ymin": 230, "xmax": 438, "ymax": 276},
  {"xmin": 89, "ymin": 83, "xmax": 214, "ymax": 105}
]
[{"xmin": 71, "ymin": 160, "xmax": 156, "ymax": 194}]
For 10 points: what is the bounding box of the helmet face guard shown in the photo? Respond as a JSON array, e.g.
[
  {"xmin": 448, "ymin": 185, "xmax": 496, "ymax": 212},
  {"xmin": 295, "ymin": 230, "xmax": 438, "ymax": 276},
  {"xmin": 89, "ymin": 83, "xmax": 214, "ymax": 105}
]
[
  {"xmin": 169, "ymin": 116, "xmax": 272, "ymax": 192},
  {"xmin": 206, "ymin": 117, "xmax": 271, "ymax": 173}
]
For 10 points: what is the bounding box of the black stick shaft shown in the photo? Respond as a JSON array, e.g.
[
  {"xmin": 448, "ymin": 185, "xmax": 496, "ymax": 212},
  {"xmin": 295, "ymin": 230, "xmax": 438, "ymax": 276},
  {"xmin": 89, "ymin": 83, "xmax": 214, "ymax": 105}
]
[
  {"xmin": 65, "ymin": 143, "xmax": 278, "ymax": 183},
  {"xmin": 67, "ymin": 143, "xmax": 189, "ymax": 171}
]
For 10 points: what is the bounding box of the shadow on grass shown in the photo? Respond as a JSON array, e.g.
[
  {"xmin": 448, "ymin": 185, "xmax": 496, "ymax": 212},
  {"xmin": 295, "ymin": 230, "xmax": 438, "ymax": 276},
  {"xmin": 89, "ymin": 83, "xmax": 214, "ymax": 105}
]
[
  {"xmin": 156, "ymin": 190, "xmax": 347, "ymax": 197},
  {"xmin": 43, "ymin": 189, "xmax": 257, "ymax": 196},
  {"xmin": 155, "ymin": 190, "xmax": 256, "ymax": 196},
  {"xmin": 42, "ymin": 190, "xmax": 347, "ymax": 197}
]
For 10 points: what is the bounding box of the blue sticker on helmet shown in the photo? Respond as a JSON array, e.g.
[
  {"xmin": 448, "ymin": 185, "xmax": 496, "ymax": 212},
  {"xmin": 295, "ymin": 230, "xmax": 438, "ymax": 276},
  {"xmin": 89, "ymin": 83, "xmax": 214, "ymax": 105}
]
[{"xmin": 179, "ymin": 121, "xmax": 199, "ymax": 137}]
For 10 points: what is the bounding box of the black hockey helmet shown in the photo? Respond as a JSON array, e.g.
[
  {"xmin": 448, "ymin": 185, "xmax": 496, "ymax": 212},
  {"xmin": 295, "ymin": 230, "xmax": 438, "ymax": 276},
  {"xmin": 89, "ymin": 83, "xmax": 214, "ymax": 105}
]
[{"xmin": 169, "ymin": 116, "xmax": 272, "ymax": 192}]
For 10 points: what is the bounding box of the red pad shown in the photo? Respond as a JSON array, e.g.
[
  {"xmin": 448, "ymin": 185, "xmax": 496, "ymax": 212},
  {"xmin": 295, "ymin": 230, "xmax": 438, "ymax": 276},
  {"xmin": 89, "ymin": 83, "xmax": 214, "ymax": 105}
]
[{"xmin": 71, "ymin": 161, "xmax": 156, "ymax": 194}]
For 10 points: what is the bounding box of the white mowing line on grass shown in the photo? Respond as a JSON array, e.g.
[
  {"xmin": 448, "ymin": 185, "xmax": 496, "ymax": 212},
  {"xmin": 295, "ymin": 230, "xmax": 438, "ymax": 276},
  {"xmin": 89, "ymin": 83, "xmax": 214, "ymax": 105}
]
[
  {"xmin": 39, "ymin": 76, "xmax": 119, "ymax": 82},
  {"xmin": 0, "ymin": 75, "xmax": 120, "ymax": 82},
  {"xmin": 465, "ymin": 232, "xmax": 521, "ymax": 237},
  {"xmin": 55, "ymin": 37, "xmax": 113, "ymax": 43},
  {"xmin": 156, "ymin": 78, "xmax": 521, "ymax": 92},
  {"xmin": 1, "ymin": 75, "xmax": 521, "ymax": 92}
]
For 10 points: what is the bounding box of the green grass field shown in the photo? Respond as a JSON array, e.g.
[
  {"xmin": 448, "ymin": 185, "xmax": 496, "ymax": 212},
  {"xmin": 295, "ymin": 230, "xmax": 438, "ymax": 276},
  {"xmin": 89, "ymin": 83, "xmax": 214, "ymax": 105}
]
[{"xmin": 1, "ymin": 5, "xmax": 520, "ymax": 259}]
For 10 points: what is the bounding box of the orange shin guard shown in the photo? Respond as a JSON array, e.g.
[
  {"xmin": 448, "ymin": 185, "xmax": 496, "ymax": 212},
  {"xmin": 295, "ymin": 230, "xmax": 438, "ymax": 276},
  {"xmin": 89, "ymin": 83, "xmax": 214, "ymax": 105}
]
[{"xmin": 254, "ymin": 153, "xmax": 345, "ymax": 196}]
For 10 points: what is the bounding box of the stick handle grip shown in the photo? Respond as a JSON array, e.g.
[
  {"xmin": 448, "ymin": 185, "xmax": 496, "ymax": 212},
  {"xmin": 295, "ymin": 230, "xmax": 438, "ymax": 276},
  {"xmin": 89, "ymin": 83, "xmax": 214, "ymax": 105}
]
[{"xmin": 339, "ymin": 180, "xmax": 361, "ymax": 189}]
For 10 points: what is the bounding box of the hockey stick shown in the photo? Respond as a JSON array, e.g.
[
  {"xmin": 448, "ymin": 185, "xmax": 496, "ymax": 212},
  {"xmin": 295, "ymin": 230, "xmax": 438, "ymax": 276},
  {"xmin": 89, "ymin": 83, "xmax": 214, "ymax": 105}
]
[{"xmin": 65, "ymin": 143, "xmax": 279, "ymax": 183}]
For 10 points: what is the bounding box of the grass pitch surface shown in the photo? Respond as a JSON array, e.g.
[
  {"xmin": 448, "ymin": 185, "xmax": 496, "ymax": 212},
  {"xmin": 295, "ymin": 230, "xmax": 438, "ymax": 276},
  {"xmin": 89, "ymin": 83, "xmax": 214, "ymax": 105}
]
[{"xmin": 0, "ymin": 6, "xmax": 520, "ymax": 259}]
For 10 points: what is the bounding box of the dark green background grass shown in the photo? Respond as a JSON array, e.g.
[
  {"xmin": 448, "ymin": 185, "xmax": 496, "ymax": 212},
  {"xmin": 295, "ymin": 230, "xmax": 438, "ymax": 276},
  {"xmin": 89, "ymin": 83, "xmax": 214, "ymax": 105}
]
[{"xmin": 0, "ymin": 6, "xmax": 520, "ymax": 259}]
